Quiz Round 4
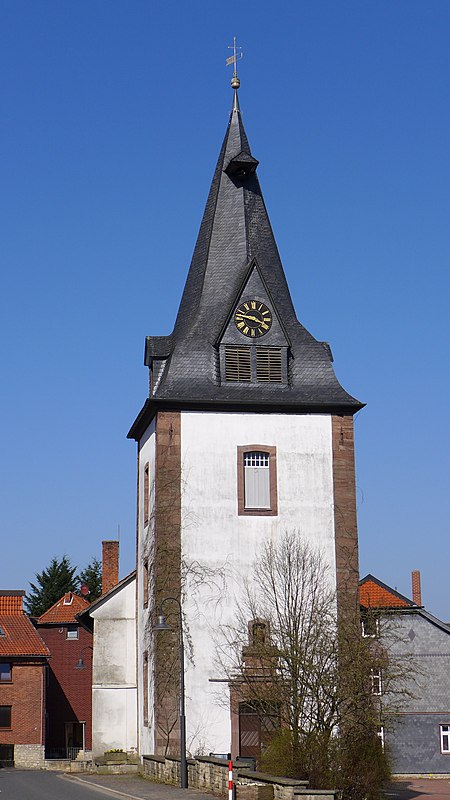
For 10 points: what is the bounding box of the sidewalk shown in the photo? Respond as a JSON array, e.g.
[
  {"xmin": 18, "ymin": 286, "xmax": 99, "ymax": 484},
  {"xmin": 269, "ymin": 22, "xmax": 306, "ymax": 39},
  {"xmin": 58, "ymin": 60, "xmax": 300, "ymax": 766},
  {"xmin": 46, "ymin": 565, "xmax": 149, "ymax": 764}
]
[
  {"xmin": 65, "ymin": 773, "xmax": 219, "ymax": 800},
  {"xmin": 386, "ymin": 779, "xmax": 450, "ymax": 800}
]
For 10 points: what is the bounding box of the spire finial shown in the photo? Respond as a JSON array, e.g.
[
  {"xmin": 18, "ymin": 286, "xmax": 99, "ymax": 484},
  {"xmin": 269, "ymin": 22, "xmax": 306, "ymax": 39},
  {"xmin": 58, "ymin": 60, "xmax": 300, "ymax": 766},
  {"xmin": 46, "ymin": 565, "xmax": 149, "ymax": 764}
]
[{"xmin": 226, "ymin": 37, "xmax": 243, "ymax": 94}]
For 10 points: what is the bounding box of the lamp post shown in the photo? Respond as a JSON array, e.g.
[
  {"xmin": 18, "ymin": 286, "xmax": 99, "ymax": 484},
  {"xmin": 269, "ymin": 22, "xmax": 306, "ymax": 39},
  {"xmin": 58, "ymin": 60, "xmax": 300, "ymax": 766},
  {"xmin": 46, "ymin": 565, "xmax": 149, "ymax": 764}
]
[
  {"xmin": 75, "ymin": 646, "xmax": 93, "ymax": 670},
  {"xmin": 153, "ymin": 597, "xmax": 188, "ymax": 789}
]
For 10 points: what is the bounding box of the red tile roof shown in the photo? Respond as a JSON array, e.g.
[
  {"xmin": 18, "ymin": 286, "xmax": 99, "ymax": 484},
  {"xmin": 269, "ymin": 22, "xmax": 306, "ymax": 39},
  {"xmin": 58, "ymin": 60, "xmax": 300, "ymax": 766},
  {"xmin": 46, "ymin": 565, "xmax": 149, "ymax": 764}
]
[
  {"xmin": 0, "ymin": 615, "xmax": 49, "ymax": 657},
  {"xmin": 37, "ymin": 592, "xmax": 90, "ymax": 624},
  {"xmin": 360, "ymin": 577, "xmax": 412, "ymax": 608}
]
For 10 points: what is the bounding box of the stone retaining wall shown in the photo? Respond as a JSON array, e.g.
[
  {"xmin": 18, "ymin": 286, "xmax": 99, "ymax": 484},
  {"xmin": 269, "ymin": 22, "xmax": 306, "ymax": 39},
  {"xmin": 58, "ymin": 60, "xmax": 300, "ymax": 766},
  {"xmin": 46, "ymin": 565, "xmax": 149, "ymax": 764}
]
[
  {"xmin": 142, "ymin": 755, "xmax": 336, "ymax": 800},
  {"xmin": 14, "ymin": 744, "xmax": 45, "ymax": 769}
]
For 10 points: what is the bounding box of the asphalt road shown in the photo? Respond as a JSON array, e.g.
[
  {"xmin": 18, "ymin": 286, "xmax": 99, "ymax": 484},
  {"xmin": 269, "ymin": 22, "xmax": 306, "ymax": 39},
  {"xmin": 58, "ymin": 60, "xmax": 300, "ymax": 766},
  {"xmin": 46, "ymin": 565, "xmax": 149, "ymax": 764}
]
[
  {"xmin": 2, "ymin": 771, "xmax": 450, "ymax": 800},
  {"xmin": 0, "ymin": 770, "xmax": 218, "ymax": 800},
  {"xmin": 0, "ymin": 770, "xmax": 111, "ymax": 800}
]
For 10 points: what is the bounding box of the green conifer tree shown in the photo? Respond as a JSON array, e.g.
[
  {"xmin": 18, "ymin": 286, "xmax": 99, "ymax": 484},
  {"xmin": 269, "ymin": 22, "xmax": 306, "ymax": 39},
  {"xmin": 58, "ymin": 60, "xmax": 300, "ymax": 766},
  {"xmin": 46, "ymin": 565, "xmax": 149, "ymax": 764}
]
[
  {"xmin": 77, "ymin": 558, "xmax": 102, "ymax": 601},
  {"xmin": 25, "ymin": 555, "xmax": 78, "ymax": 617}
]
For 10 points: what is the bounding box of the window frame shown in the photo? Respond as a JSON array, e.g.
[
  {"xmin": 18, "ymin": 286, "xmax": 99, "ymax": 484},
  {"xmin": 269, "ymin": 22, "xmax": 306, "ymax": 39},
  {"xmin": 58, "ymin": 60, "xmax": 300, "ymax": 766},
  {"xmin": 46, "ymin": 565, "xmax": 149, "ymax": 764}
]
[
  {"xmin": 361, "ymin": 613, "xmax": 380, "ymax": 638},
  {"xmin": 371, "ymin": 668, "xmax": 382, "ymax": 696},
  {"xmin": 143, "ymin": 651, "xmax": 149, "ymax": 726},
  {"xmin": 143, "ymin": 462, "xmax": 150, "ymax": 527},
  {"xmin": 0, "ymin": 663, "xmax": 12, "ymax": 682},
  {"xmin": 440, "ymin": 725, "xmax": 450, "ymax": 754},
  {"xmin": 66, "ymin": 625, "xmax": 79, "ymax": 641},
  {"xmin": 143, "ymin": 560, "xmax": 149, "ymax": 608},
  {"xmin": 221, "ymin": 345, "xmax": 288, "ymax": 385},
  {"xmin": 237, "ymin": 445, "xmax": 278, "ymax": 516},
  {"xmin": 0, "ymin": 706, "xmax": 12, "ymax": 729}
]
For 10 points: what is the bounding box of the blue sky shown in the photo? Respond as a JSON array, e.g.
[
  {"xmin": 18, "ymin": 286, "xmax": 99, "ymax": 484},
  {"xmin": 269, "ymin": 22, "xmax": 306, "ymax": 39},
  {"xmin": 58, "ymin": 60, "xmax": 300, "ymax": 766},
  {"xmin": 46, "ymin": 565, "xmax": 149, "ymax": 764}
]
[{"xmin": 1, "ymin": 2, "xmax": 449, "ymax": 617}]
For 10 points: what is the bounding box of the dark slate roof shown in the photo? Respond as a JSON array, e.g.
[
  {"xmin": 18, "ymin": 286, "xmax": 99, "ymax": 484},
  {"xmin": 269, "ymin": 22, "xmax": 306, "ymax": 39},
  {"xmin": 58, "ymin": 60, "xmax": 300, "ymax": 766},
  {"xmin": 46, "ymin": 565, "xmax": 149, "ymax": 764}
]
[{"xmin": 129, "ymin": 89, "xmax": 362, "ymax": 439}]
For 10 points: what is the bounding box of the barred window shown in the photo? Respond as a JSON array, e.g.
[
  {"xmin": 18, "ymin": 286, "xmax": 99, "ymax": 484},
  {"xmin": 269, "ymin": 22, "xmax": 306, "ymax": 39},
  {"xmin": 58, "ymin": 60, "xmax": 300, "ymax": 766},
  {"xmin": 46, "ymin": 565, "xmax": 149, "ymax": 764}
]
[
  {"xmin": 225, "ymin": 346, "xmax": 251, "ymax": 382},
  {"xmin": 244, "ymin": 452, "xmax": 269, "ymax": 468}
]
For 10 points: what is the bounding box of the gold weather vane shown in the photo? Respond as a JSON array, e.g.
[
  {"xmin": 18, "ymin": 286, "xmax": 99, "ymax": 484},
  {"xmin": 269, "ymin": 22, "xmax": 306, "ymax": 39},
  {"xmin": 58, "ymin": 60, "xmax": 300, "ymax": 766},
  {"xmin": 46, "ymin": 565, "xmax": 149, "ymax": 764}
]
[{"xmin": 226, "ymin": 37, "xmax": 243, "ymax": 90}]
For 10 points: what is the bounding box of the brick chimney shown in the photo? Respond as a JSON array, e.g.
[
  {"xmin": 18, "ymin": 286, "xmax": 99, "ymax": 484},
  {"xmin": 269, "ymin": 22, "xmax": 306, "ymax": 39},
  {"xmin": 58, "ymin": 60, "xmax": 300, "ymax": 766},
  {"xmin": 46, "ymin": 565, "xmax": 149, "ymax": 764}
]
[
  {"xmin": 412, "ymin": 570, "xmax": 422, "ymax": 606},
  {"xmin": 0, "ymin": 591, "xmax": 25, "ymax": 615},
  {"xmin": 102, "ymin": 540, "xmax": 119, "ymax": 595}
]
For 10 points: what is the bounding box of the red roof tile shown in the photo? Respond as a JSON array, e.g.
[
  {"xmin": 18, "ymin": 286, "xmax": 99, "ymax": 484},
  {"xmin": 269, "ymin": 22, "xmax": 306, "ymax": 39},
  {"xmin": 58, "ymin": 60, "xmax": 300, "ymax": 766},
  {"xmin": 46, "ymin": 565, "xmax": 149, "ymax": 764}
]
[
  {"xmin": 0, "ymin": 594, "xmax": 24, "ymax": 615},
  {"xmin": 0, "ymin": 615, "xmax": 49, "ymax": 657},
  {"xmin": 37, "ymin": 592, "xmax": 90, "ymax": 624},
  {"xmin": 360, "ymin": 578, "xmax": 411, "ymax": 608}
]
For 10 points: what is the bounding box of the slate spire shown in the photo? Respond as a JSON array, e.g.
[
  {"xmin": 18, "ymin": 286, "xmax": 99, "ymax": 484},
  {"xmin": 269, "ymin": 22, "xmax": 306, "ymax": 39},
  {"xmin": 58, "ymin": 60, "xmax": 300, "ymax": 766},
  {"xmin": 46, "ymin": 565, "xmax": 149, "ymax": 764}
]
[{"xmin": 130, "ymin": 81, "xmax": 362, "ymax": 437}]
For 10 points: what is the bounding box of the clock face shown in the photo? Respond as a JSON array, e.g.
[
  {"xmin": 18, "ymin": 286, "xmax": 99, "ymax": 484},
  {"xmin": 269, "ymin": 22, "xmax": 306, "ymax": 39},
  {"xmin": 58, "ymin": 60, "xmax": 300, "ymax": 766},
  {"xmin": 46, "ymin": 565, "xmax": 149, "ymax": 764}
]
[{"xmin": 234, "ymin": 300, "xmax": 272, "ymax": 338}]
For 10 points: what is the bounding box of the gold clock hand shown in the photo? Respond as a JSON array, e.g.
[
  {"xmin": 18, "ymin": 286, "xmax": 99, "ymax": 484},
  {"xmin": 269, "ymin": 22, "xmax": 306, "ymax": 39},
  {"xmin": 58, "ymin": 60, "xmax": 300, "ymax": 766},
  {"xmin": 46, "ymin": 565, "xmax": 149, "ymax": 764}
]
[
  {"xmin": 246, "ymin": 315, "xmax": 263, "ymax": 324},
  {"xmin": 236, "ymin": 313, "xmax": 262, "ymax": 324}
]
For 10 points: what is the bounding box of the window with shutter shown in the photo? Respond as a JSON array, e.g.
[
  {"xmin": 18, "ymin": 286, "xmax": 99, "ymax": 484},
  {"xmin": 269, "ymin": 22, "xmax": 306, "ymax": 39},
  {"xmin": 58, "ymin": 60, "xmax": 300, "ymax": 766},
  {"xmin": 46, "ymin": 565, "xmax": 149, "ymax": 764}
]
[
  {"xmin": 225, "ymin": 346, "xmax": 251, "ymax": 381},
  {"xmin": 256, "ymin": 348, "xmax": 283, "ymax": 382}
]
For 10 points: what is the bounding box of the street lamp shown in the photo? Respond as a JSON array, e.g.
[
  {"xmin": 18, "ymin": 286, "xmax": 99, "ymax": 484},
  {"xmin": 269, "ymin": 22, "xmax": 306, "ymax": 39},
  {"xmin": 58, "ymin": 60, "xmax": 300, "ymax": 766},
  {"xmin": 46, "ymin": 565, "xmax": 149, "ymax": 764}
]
[
  {"xmin": 75, "ymin": 646, "xmax": 93, "ymax": 670},
  {"xmin": 153, "ymin": 597, "xmax": 188, "ymax": 789}
]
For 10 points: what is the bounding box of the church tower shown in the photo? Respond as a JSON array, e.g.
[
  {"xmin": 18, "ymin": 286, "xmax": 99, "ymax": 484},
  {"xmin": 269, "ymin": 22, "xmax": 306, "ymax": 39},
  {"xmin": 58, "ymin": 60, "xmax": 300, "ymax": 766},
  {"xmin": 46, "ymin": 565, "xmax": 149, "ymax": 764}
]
[{"xmin": 128, "ymin": 66, "xmax": 363, "ymax": 759}]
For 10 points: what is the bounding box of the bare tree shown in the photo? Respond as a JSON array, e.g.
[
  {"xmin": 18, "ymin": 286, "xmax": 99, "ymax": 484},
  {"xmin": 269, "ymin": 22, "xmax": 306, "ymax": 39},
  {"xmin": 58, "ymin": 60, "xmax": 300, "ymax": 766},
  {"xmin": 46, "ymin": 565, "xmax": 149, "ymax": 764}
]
[{"xmin": 217, "ymin": 532, "xmax": 411, "ymax": 799}]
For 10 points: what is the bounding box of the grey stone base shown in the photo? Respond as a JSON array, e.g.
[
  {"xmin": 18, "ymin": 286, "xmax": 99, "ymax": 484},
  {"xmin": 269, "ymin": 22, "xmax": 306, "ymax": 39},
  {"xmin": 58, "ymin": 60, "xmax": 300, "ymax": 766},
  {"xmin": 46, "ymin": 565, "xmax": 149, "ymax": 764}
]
[{"xmin": 14, "ymin": 744, "xmax": 45, "ymax": 769}]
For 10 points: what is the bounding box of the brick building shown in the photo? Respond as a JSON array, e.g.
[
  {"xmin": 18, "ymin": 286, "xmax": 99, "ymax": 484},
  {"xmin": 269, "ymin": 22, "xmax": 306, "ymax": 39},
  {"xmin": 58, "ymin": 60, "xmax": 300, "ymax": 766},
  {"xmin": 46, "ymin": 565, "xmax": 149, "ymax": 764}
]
[
  {"xmin": 0, "ymin": 590, "xmax": 49, "ymax": 768},
  {"xmin": 36, "ymin": 592, "xmax": 92, "ymax": 759},
  {"xmin": 360, "ymin": 572, "xmax": 450, "ymax": 775}
]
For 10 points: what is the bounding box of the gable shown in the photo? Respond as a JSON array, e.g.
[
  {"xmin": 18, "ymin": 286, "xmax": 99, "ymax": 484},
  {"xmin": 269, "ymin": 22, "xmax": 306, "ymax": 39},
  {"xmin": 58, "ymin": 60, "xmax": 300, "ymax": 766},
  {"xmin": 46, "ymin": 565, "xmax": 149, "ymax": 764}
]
[
  {"xmin": 219, "ymin": 262, "xmax": 289, "ymax": 348},
  {"xmin": 359, "ymin": 575, "xmax": 413, "ymax": 608},
  {"xmin": 37, "ymin": 592, "xmax": 90, "ymax": 624}
]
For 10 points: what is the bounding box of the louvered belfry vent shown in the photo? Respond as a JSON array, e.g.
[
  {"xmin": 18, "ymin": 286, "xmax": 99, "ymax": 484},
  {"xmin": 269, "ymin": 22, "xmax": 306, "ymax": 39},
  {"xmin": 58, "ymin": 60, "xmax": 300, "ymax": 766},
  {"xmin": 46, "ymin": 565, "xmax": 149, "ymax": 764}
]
[
  {"xmin": 225, "ymin": 346, "xmax": 252, "ymax": 382},
  {"xmin": 256, "ymin": 348, "xmax": 283, "ymax": 382}
]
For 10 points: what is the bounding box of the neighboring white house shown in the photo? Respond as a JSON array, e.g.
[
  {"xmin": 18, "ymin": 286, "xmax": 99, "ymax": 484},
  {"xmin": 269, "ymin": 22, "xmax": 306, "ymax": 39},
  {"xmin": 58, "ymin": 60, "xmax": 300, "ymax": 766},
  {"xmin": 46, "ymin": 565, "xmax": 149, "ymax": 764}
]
[{"xmin": 79, "ymin": 571, "xmax": 137, "ymax": 757}]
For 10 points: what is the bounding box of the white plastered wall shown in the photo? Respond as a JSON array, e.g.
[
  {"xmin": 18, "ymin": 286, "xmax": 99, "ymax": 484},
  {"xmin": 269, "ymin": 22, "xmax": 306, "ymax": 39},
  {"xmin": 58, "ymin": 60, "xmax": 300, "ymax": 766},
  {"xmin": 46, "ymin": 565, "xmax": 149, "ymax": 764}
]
[
  {"xmin": 136, "ymin": 419, "xmax": 156, "ymax": 756},
  {"xmin": 91, "ymin": 577, "xmax": 137, "ymax": 756},
  {"xmin": 180, "ymin": 411, "xmax": 336, "ymax": 755}
]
